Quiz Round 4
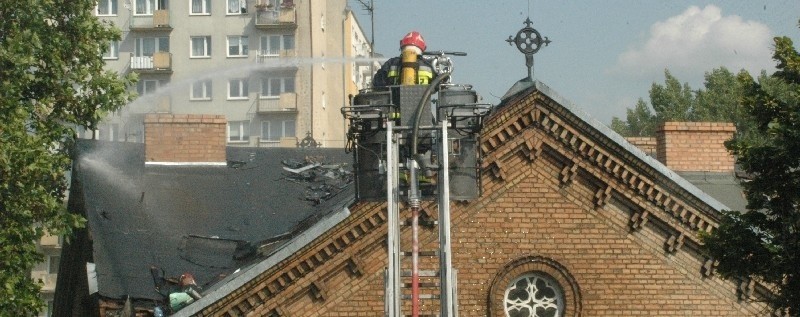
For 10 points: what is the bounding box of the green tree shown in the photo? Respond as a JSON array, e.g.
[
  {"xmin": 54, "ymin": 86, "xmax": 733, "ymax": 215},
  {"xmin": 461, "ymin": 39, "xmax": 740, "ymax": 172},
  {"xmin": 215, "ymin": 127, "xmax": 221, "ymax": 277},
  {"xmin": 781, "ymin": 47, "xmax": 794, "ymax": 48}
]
[
  {"xmin": 611, "ymin": 68, "xmax": 752, "ymax": 137},
  {"xmin": 702, "ymin": 29, "xmax": 800, "ymax": 314},
  {"xmin": 650, "ymin": 70, "xmax": 696, "ymax": 122},
  {"xmin": 610, "ymin": 98, "xmax": 657, "ymax": 136},
  {"xmin": 0, "ymin": 1, "xmax": 134, "ymax": 315}
]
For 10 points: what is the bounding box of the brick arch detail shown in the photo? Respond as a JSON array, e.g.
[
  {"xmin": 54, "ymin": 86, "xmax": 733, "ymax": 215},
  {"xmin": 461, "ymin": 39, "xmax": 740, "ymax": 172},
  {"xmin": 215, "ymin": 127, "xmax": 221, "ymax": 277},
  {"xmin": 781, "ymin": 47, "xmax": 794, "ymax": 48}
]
[{"xmin": 487, "ymin": 255, "xmax": 582, "ymax": 317}]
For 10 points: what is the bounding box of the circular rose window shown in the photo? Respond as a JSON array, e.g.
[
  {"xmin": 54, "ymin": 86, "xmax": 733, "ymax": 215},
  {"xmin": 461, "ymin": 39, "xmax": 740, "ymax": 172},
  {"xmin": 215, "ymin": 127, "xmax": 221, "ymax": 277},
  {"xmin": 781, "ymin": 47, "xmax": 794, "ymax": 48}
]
[{"xmin": 503, "ymin": 272, "xmax": 564, "ymax": 317}]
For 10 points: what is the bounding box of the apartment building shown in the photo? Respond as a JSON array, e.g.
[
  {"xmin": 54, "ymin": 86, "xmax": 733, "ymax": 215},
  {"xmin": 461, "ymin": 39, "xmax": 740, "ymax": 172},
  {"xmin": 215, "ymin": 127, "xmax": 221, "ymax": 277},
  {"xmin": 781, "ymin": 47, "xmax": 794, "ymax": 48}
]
[
  {"xmin": 33, "ymin": 232, "xmax": 61, "ymax": 317},
  {"xmin": 37, "ymin": 2, "xmax": 371, "ymax": 316},
  {"xmin": 89, "ymin": 0, "xmax": 375, "ymax": 148}
]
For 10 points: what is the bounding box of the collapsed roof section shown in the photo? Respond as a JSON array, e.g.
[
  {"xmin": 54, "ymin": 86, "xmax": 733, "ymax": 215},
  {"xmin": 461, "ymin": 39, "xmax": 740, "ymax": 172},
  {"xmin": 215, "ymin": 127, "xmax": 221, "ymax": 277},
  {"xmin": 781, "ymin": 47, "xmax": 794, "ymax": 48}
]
[{"xmin": 69, "ymin": 139, "xmax": 354, "ymax": 302}]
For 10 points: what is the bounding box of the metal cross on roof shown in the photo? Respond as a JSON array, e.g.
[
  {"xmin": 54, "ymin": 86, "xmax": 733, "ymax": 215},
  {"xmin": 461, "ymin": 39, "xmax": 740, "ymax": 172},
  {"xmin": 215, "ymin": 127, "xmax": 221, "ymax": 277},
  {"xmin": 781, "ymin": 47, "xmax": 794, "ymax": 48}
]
[{"xmin": 506, "ymin": 17, "xmax": 551, "ymax": 80}]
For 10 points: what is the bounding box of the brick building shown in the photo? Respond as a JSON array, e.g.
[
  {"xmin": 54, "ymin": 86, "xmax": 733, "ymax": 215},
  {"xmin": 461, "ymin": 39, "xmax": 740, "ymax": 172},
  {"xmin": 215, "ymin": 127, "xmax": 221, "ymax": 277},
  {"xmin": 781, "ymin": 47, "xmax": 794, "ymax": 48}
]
[{"xmin": 57, "ymin": 81, "xmax": 768, "ymax": 316}]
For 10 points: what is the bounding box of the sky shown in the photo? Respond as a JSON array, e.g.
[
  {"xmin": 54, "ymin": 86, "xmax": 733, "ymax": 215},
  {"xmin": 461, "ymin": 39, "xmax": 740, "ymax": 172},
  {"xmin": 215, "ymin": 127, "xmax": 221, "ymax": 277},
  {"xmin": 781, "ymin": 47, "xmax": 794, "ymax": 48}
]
[{"xmin": 347, "ymin": 0, "xmax": 800, "ymax": 124}]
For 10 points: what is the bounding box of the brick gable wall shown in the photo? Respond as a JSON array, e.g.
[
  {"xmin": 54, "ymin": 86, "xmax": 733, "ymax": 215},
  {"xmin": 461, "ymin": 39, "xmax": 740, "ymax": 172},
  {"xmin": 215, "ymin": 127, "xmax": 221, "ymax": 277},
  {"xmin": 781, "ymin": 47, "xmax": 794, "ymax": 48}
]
[{"xmin": 195, "ymin": 91, "xmax": 767, "ymax": 316}]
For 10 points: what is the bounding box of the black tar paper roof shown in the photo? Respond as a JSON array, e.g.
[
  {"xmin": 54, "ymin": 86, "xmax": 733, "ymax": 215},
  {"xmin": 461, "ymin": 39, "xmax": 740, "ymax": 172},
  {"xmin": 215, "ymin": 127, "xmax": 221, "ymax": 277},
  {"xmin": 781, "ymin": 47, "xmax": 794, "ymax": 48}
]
[{"xmin": 71, "ymin": 140, "xmax": 353, "ymax": 300}]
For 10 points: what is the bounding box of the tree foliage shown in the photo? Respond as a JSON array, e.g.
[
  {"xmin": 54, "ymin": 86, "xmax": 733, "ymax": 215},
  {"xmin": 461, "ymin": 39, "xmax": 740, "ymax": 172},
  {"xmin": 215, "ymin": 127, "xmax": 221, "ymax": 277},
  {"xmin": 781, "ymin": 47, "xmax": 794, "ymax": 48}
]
[
  {"xmin": 610, "ymin": 98, "xmax": 656, "ymax": 136},
  {"xmin": 702, "ymin": 27, "xmax": 800, "ymax": 314},
  {"xmin": 611, "ymin": 68, "xmax": 753, "ymax": 137},
  {"xmin": 0, "ymin": 0, "xmax": 134, "ymax": 315}
]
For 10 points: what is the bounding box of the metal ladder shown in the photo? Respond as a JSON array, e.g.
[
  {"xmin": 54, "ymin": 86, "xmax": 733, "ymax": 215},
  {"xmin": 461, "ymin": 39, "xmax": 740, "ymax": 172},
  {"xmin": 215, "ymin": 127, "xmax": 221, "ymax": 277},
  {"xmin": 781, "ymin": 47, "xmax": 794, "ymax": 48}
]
[{"xmin": 384, "ymin": 119, "xmax": 458, "ymax": 317}]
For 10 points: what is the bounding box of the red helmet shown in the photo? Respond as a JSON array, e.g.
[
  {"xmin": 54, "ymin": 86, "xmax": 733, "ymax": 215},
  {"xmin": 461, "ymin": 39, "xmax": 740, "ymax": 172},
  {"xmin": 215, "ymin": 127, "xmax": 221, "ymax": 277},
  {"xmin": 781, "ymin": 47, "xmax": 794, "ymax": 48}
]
[{"xmin": 400, "ymin": 31, "xmax": 426, "ymax": 51}]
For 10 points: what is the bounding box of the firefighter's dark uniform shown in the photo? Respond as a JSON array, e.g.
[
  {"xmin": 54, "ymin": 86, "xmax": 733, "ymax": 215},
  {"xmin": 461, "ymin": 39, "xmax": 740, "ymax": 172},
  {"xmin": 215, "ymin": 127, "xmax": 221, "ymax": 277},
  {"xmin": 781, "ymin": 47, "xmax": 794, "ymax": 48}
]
[{"xmin": 372, "ymin": 56, "xmax": 436, "ymax": 87}]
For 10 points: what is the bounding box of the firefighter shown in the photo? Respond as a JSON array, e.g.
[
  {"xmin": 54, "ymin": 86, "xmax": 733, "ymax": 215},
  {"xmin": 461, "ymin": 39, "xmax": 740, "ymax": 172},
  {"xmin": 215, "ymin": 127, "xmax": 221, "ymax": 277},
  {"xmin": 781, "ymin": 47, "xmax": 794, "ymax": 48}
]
[{"xmin": 373, "ymin": 31, "xmax": 437, "ymax": 87}]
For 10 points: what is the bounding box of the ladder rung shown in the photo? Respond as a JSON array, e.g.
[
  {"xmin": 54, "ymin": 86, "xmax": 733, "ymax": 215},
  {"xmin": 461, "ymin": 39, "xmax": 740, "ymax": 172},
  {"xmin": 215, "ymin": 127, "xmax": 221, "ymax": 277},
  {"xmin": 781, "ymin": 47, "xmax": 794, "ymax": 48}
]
[
  {"xmin": 402, "ymin": 282, "xmax": 438, "ymax": 288},
  {"xmin": 401, "ymin": 220, "xmax": 438, "ymax": 226},
  {"xmin": 401, "ymin": 250, "xmax": 439, "ymax": 256},
  {"xmin": 401, "ymin": 270, "xmax": 438, "ymax": 277},
  {"xmin": 402, "ymin": 294, "xmax": 440, "ymax": 300}
]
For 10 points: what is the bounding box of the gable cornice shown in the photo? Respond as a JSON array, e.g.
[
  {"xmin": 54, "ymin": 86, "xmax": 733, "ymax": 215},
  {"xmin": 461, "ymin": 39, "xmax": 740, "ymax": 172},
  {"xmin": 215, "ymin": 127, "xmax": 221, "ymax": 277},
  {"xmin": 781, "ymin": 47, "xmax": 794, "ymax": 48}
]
[
  {"xmin": 485, "ymin": 82, "xmax": 729, "ymax": 229},
  {"xmin": 481, "ymin": 83, "xmax": 771, "ymax": 307}
]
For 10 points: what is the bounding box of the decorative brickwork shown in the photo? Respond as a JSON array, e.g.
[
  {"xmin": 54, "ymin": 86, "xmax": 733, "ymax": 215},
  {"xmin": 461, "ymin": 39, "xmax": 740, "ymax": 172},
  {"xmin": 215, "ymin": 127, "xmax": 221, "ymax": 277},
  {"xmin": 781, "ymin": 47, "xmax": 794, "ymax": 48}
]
[
  {"xmin": 144, "ymin": 114, "xmax": 227, "ymax": 163},
  {"xmin": 656, "ymin": 122, "xmax": 736, "ymax": 172},
  {"xmin": 193, "ymin": 89, "xmax": 769, "ymax": 316},
  {"xmin": 488, "ymin": 256, "xmax": 581, "ymax": 317}
]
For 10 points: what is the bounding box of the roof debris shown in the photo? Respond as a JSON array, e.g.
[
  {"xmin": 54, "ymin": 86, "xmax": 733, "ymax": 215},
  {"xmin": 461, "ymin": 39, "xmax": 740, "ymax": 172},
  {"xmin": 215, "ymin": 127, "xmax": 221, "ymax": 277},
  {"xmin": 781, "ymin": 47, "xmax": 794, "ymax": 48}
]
[{"xmin": 281, "ymin": 156, "xmax": 353, "ymax": 205}]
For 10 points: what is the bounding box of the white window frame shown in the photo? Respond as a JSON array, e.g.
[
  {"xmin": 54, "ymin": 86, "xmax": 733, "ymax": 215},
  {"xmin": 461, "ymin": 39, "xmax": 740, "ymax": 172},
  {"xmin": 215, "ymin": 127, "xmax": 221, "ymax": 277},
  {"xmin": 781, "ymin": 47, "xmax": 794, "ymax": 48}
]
[
  {"xmin": 228, "ymin": 121, "xmax": 250, "ymax": 142},
  {"xmin": 227, "ymin": 36, "xmax": 249, "ymax": 57},
  {"xmin": 48, "ymin": 255, "xmax": 60, "ymax": 274},
  {"xmin": 102, "ymin": 41, "xmax": 119, "ymax": 60},
  {"xmin": 191, "ymin": 79, "xmax": 212, "ymax": 100},
  {"xmin": 228, "ymin": 78, "xmax": 249, "ymax": 100},
  {"xmin": 259, "ymin": 34, "xmax": 294, "ymax": 57},
  {"xmin": 96, "ymin": 0, "xmax": 118, "ymax": 16},
  {"xmin": 138, "ymin": 79, "xmax": 161, "ymax": 95},
  {"xmin": 282, "ymin": 120, "xmax": 296, "ymax": 138},
  {"xmin": 504, "ymin": 272, "xmax": 564, "ymax": 317},
  {"xmin": 134, "ymin": 0, "xmax": 161, "ymax": 15},
  {"xmin": 260, "ymin": 121, "xmax": 273, "ymax": 141},
  {"xmin": 190, "ymin": 36, "xmax": 211, "ymax": 58},
  {"xmin": 260, "ymin": 76, "xmax": 295, "ymax": 98},
  {"xmin": 260, "ymin": 120, "xmax": 295, "ymax": 141},
  {"xmin": 190, "ymin": 0, "xmax": 210, "ymax": 15},
  {"xmin": 226, "ymin": 0, "xmax": 247, "ymax": 15},
  {"xmin": 134, "ymin": 37, "xmax": 169, "ymax": 57}
]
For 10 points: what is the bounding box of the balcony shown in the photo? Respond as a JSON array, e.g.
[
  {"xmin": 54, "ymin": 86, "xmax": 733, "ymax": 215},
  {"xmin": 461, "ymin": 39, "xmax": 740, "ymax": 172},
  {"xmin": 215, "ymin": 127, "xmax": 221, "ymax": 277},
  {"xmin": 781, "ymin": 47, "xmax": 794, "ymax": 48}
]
[
  {"xmin": 259, "ymin": 137, "xmax": 297, "ymax": 147},
  {"xmin": 32, "ymin": 272, "xmax": 58, "ymax": 293},
  {"xmin": 130, "ymin": 10, "xmax": 172, "ymax": 30},
  {"xmin": 257, "ymin": 92, "xmax": 297, "ymax": 113},
  {"xmin": 130, "ymin": 52, "xmax": 172, "ymax": 73},
  {"xmin": 254, "ymin": 7, "xmax": 296, "ymax": 29},
  {"xmin": 40, "ymin": 232, "xmax": 61, "ymax": 249},
  {"xmin": 256, "ymin": 49, "xmax": 298, "ymax": 67}
]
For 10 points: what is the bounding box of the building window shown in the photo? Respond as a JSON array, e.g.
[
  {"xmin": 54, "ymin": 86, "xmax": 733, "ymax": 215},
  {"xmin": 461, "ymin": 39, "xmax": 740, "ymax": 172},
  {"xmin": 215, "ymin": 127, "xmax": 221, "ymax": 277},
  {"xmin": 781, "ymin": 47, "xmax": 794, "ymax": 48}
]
[
  {"xmin": 96, "ymin": 0, "xmax": 118, "ymax": 15},
  {"xmin": 228, "ymin": 78, "xmax": 249, "ymax": 99},
  {"xmin": 47, "ymin": 300, "xmax": 54, "ymax": 317},
  {"xmin": 259, "ymin": 34, "xmax": 294, "ymax": 56},
  {"xmin": 261, "ymin": 120, "xmax": 295, "ymax": 141},
  {"xmin": 137, "ymin": 79, "xmax": 161, "ymax": 95},
  {"xmin": 102, "ymin": 41, "xmax": 119, "ymax": 60},
  {"xmin": 260, "ymin": 121, "xmax": 272, "ymax": 141},
  {"xmin": 504, "ymin": 273, "xmax": 564, "ymax": 317},
  {"xmin": 134, "ymin": 0, "xmax": 166, "ymax": 15},
  {"xmin": 135, "ymin": 37, "xmax": 169, "ymax": 57},
  {"xmin": 190, "ymin": 0, "xmax": 210, "ymax": 14},
  {"xmin": 48, "ymin": 255, "xmax": 60, "ymax": 274},
  {"xmin": 283, "ymin": 120, "xmax": 296, "ymax": 138},
  {"xmin": 228, "ymin": 121, "xmax": 250, "ymax": 142},
  {"xmin": 227, "ymin": 0, "xmax": 246, "ymax": 14},
  {"xmin": 190, "ymin": 36, "xmax": 211, "ymax": 58},
  {"xmin": 260, "ymin": 76, "xmax": 295, "ymax": 98},
  {"xmin": 227, "ymin": 36, "xmax": 249, "ymax": 57},
  {"xmin": 490, "ymin": 256, "xmax": 581, "ymax": 317},
  {"xmin": 191, "ymin": 79, "xmax": 212, "ymax": 100}
]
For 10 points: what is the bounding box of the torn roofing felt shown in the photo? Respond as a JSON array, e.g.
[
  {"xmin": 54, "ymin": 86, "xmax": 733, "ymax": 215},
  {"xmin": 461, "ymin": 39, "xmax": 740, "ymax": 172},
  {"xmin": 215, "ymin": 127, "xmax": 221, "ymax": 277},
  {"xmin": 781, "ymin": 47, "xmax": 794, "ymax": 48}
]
[{"xmin": 70, "ymin": 139, "xmax": 354, "ymax": 300}]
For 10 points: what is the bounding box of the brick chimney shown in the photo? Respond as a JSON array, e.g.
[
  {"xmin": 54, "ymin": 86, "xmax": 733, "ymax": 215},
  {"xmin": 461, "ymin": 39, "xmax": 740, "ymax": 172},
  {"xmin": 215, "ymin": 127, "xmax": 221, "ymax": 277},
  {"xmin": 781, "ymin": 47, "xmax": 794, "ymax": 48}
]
[
  {"xmin": 144, "ymin": 114, "xmax": 227, "ymax": 164},
  {"xmin": 625, "ymin": 137, "xmax": 657, "ymax": 158},
  {"xmin": 656, "ymin": 122, "xmax": 736, "ymax": 172}
]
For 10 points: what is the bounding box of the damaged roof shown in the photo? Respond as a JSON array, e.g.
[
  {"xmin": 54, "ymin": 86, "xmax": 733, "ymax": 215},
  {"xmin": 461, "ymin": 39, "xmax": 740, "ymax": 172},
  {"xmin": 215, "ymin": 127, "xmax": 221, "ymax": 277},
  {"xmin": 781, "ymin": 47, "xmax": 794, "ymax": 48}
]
[{"xmin": 71, "ymin": 139, "xmax": 354, "ymax": 301}]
